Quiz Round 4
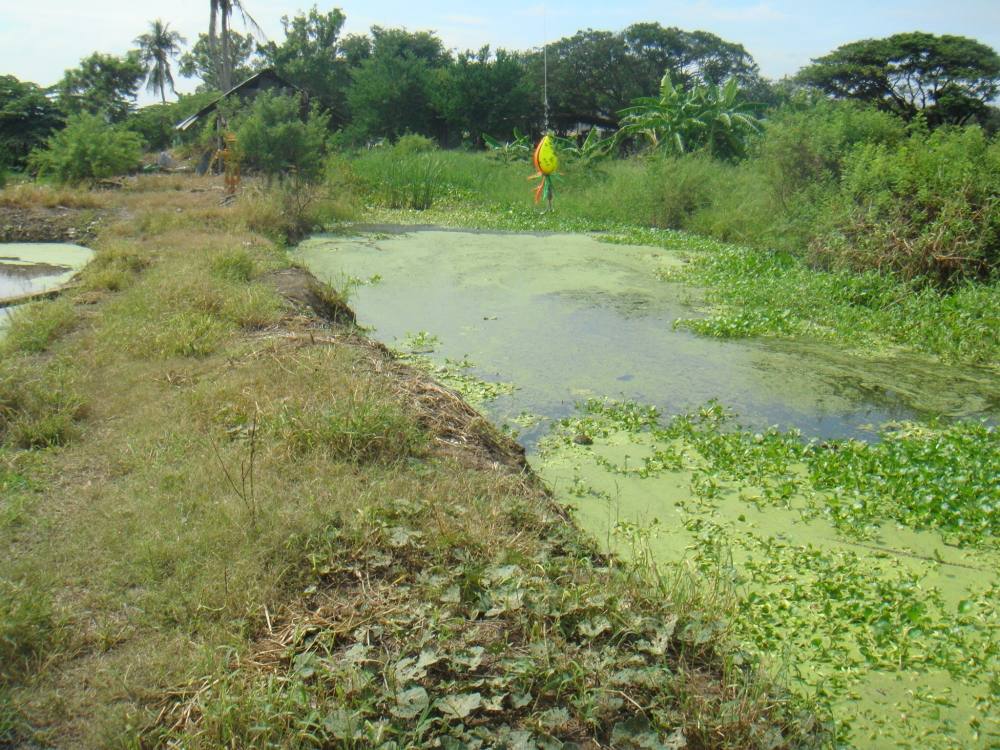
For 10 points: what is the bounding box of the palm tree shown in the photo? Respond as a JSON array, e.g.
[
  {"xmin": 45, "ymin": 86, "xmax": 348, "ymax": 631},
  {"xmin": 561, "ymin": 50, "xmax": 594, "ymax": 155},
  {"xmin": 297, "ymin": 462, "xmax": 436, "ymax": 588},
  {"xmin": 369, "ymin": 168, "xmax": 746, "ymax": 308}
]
[
  {"xmin": 208, "ymin": 0, "xmax": 262, "ymax": 92},
  {"xmin": 135, "ymin": 20, "xmax": 187, "ymax": 103}
]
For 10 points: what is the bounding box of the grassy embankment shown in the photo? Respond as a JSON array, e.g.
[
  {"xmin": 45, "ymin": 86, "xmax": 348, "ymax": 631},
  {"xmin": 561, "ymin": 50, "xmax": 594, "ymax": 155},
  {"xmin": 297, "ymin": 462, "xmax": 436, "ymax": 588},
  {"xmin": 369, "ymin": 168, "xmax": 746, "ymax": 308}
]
[{"xmin": 0, "ymin": 177, "xmax": 822, "ymax": 748}]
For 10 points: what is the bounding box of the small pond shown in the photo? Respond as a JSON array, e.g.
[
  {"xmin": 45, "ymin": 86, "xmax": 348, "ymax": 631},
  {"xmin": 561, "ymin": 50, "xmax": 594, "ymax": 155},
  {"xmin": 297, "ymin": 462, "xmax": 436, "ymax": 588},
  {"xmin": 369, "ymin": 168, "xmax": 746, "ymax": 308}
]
[
  {"xmin": 295, "ymin": 229, "xmax": 997, "ymax": 445},
  {"xmin": 0, "ymin": 242, "xmax": 94, "ymax": 331}
]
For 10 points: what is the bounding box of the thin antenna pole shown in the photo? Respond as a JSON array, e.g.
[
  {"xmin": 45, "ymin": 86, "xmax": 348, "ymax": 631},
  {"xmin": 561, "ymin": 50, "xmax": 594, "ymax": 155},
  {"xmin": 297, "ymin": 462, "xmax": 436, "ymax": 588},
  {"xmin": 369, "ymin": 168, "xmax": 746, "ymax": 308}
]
[{"xmin": 543, "ymin": 5, "xmax": 549, "ymax": 132}]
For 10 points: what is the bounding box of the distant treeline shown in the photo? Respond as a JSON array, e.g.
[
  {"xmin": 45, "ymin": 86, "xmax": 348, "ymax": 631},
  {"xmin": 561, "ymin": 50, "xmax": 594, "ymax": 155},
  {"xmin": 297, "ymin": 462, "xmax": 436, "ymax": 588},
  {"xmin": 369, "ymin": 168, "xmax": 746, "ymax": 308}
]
[{"xmin": 3, "ymin": 9, "xmax": 1000, "ymax": 165}]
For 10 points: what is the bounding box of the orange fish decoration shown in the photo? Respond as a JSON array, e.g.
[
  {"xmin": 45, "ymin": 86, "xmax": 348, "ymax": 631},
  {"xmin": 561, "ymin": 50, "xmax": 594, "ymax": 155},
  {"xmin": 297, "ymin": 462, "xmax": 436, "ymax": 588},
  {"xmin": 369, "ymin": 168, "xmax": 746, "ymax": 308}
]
[{"xmin": 531, "ymin": 135, "xmax": 559, "ymax": 206}]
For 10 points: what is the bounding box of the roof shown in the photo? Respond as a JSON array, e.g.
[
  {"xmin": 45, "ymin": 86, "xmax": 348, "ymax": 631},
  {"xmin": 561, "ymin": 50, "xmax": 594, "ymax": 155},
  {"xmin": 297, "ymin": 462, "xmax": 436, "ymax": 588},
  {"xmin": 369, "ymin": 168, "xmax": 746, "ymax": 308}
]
[{"xmin": 174, "ymin": 68, "xmax": 298, "ymax": 132}]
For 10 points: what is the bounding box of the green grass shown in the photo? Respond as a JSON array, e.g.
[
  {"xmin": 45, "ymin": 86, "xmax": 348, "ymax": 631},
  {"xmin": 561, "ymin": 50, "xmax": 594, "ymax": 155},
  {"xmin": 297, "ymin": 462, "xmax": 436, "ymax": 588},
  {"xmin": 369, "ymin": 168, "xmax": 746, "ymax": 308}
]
[
  {"xmin": 0, "ymin": 356, "xmax": 83, "ymax": 448},
  {"xmin": 0, "ymin": 298, "xmax": 77, "ymax": 354}
]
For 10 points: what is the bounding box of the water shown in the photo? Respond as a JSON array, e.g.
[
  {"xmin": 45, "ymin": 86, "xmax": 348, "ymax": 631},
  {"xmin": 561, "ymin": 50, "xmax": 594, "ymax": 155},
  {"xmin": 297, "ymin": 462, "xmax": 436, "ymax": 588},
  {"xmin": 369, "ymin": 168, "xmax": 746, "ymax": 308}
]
[
  {"xmin": 0, "ymin": 242, "xmax": 94, "ymax": 331},
  {"xmin": 295, "ymin": 229, "xmax": 997, "ymax": 445},
  {"xmin": 295, "ymin": 228, "xmax": 1000, "ymax": 748}
]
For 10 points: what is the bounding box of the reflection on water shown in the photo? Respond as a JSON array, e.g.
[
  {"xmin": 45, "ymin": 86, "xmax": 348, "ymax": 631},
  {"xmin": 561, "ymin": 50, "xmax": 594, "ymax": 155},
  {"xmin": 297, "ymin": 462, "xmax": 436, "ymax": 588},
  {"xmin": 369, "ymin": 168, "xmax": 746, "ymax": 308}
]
[
  {"xmin": 0, "ymin": 243, "xmax": 93, "ymax": 302},
  {"xmin": 295, "ymin": 229, "xmax": 997, "ymax": 445}
]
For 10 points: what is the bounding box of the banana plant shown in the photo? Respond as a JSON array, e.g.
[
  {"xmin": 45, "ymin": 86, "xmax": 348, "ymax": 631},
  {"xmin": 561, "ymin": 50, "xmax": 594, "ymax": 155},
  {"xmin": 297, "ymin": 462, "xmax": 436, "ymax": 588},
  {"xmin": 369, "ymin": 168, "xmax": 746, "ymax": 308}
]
[
  {"xmin": 483, "ymin": 128, "xmax": 533, "ymax": 162},
  {"xmin": 615, "ymin": 73, "xmax": 761, "ymax": 160},
  {"xmin": 551, "ymin": 128, "xmax": 616, "ymax": 163}
]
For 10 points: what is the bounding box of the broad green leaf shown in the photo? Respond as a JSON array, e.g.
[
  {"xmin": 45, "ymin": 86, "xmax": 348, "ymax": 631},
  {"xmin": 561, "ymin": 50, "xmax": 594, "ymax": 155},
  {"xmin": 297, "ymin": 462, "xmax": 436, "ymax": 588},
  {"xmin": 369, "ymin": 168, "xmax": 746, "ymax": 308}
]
[
  {"xmin": 436, "ymin": 692, "xmax": 483, "ymax": 719},
  {"xmin": 391, "ymin": 686, "xmax": 430, "ymax": 719}
]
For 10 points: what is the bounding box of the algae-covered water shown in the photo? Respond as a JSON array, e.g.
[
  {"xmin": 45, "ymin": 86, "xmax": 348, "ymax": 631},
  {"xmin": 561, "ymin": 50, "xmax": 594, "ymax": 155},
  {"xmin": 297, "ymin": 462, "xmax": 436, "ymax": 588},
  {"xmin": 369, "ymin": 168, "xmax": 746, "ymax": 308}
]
[
  {"xmin": 295, "ymin": 229, "xmax": 999, "ymax": 748},
  {"xmin": 296, "ymin": 229, "xmax": 996, "ymax": 441},
  {"xmin": 0, "ymin": 242, "xmax": 93, "ymax": 331}
]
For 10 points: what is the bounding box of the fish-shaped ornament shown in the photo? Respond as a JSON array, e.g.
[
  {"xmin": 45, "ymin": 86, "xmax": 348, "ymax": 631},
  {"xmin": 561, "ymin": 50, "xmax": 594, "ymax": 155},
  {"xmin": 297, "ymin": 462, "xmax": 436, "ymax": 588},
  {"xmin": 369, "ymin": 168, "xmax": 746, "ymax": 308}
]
[{"xmin": 531, "ymin": 135, "xmax": 559, "ymax": 207}]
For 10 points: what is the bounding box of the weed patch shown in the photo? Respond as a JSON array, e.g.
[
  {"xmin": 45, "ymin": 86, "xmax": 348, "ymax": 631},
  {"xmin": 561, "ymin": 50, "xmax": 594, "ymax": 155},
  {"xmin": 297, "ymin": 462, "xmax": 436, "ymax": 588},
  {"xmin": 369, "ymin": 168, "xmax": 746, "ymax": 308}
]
[
  {"xmin": 542, "ymin": 399, "xmax": 999, "ymax": 746},
  {"xmin": 669, "ymin": 244, "xmax": 1000, "ymax": 364},
  {"xmin": 1, "ymin": 299, "xmax": 77, "ymax": 354},
  {"xmin": 0, "ymin": 356, "xmax": 83, "ymax": 448},
  {"xmin": 151, "ymin": 496, "xmax": 822, "ymax": 749},
  {"xmin": 0, "ymin": 577, "xmax": 63, "ymax": 682}
]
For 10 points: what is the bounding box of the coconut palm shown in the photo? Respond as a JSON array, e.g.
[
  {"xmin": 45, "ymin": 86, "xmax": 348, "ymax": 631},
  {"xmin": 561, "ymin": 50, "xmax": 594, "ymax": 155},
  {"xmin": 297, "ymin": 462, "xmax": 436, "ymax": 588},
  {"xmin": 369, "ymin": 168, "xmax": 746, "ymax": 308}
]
[
  {"xmin": 135, "ymin": 20, "xmax": 187, "ymax": 104},
  {"xmin": 209, "ymin": 0, "xmax": 262, "ymax": 92}
]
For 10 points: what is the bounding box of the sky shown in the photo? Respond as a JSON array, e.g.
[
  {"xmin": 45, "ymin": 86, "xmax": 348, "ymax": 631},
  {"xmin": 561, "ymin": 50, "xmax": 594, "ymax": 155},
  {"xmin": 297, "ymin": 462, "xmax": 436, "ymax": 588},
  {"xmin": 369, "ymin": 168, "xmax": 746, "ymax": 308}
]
[{"xmin": 2, "ymin": 0, "xmax": 1000, "ymax": 104}]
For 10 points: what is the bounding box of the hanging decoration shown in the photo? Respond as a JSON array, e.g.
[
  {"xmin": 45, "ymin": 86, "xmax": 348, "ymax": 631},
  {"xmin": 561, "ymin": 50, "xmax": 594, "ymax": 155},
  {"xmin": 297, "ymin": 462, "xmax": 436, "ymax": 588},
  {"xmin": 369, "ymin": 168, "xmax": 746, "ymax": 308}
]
[{"xmin": 531, "ymin": 134, "xmax": 558, "ymax": 207}]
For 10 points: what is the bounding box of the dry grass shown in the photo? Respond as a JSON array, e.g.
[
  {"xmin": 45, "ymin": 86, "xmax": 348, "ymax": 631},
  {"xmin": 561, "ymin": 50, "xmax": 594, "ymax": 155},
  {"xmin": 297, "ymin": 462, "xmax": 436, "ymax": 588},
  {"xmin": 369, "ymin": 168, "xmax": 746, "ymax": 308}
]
[{"xmin": 0, "ymin": 182, "xmax": 108, "ymax": 209}]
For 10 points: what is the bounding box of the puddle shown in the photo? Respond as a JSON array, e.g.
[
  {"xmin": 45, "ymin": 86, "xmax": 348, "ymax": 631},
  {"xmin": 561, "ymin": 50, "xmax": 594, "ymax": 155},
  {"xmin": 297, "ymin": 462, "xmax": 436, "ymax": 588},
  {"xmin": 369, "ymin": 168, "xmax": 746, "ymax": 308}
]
[
  {"xmin": 295, "ymin": 228, "xmax": 999, "ymax": 748},
  {"xmin": 0, "ymin": 242, "xmax": 93, "ymax": 332}
]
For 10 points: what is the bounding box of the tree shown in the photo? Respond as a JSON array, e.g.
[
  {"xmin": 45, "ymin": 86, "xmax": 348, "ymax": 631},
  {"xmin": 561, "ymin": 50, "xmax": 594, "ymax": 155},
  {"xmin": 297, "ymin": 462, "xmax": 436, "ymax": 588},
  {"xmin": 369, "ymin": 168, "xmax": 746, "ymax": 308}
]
[
  {"xmin": 209, "ymin": 0, "xmax": 262, "ymax": 92},
  {"xmin": 0, "ymin": 75, "xmax": 64, "ymax": 170},
  {"xmin": 56, "ymin": 52, "xmax": 144, "ymax": 123},
  {"xmin": 261, "ymin": 7, "xmax": 351, "ymax": 126},
  {"xmin": 234, "ymin": 92, "xmax": 329, "ymax": 181},
  {"xmin": 615, "ymin": 74, "xmax": 761, "ymax": 160},
  {"xmin": 797, "ymin": 32, "xmax": 1000, "ymax": 126},
  {"xmin": 621, "ymin": 23, "xmax": 759, "ymax": 89},
  {"xmin": 135, "ymin": 20, "xmax": 187, "ymax": 104},
  {"xmin": 525, "ymin": 23, "xmax": 761, "ymax": 132},
  {"xmin": 28, "ymin": 113, "xmax": 143, "ymax": 184},
  {"xmin": 346, "ymin": 27, "xmax": 450, "ymax": 142},
  {"xmin": 180, "ymin": 31, "xmax": 260, "ymax": 91},
  {"xmin": 435, "ymin": 46, "xmax": 536, "ymax": 145}
]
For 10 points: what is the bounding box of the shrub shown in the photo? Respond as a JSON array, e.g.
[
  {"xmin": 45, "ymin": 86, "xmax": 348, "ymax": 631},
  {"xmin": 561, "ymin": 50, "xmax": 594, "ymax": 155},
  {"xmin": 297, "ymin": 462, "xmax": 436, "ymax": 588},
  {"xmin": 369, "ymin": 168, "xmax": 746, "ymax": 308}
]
[
  {"xmin": 126, "ymin": 103, "xmax": 178, "ymax": 151},
  {"xmin": 759, "ymin": 101, "xmax": 906, "ymax": 202},
  {"xmin": 812, "ymin": 125, "xmax": 1000, "ymax": 282},
  {"xmin": 393, "ymin": 133, "xmax": 438, "ymax": 155},
  {"xmin": 235, "ymin": 93, "xmax": 330, "ymax": 182},
  {"xmin": 236, "ymin": 180, "xmax": 351, "ymax": 244},
  {"xmin": 27, "ymin": 113, "xmax": 143, "ymax": 184}
]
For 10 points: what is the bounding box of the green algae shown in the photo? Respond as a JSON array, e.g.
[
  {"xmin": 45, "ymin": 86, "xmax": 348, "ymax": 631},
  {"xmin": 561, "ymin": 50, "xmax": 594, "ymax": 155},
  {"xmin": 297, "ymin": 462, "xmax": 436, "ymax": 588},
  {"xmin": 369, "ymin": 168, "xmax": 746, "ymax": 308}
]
[
  {"xmin": 294, "ymin": 228, "xmax": 1000, "ymax": 748},
  {"xmin": 538, "ymin": 403, "xmax": 999, "ymax": 749},
  {"xmin": 295, "ymin": 229, "xmax": 997, "ymax": 442}
]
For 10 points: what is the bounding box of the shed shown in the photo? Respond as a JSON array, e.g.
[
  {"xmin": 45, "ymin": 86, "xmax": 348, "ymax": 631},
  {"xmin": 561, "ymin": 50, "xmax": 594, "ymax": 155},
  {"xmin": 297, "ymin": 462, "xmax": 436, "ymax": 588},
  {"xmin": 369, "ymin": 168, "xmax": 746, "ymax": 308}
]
[{"xmin": 174, "ymin": 68, "xmax": 301, "ymax": 132}]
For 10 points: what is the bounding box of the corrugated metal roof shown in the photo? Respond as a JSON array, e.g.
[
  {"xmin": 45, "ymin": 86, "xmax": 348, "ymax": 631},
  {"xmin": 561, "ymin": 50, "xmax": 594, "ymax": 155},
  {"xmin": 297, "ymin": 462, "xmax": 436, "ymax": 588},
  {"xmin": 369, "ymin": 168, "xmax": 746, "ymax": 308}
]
[{"xmin": 174, "ymin": 68, "xmax": 298, "ymax": 131}]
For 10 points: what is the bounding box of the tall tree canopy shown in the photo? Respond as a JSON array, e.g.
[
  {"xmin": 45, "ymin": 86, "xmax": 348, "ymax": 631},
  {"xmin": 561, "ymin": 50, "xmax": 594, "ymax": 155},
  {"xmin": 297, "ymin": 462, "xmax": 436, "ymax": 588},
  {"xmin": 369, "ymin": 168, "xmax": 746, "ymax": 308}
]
[
  {"xmin": 135, "ymin": 20, "xmax": 187, "ymax": 104},
  {"xmin": 180, "ymin": 31, "xmax": 260, "ymax": 91},
  {"xmin": 527, "ymin": 23, "xmax": 760, "ymax": 131},
  {"xmin": 346, "ymin": 27, "xmax": 450, "ymax": 142},
  {"xmin": 434, "ymin": 46, "xmax": 536, "ymax": 144},
  {"xmin": 0, "ymin": 75, "xmax": 64, "ymax": 169},
  {"xmin": 178, "ymin": 30, "xmax": 260, "ymax": 91},
  {"xmin": 209, "ymin": 0, "xmax": 262, "ymax": 92},
  {"xmin": 261, "ymin": 7, "xmax": 352, "ymax": 126},
  {"xmin": 797, "ymin": 32, "xmax": 1000, "ymax": 126},
  {"xmin": 56, "ymin": 52, "xmax": 144, "ymax": 123}
]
